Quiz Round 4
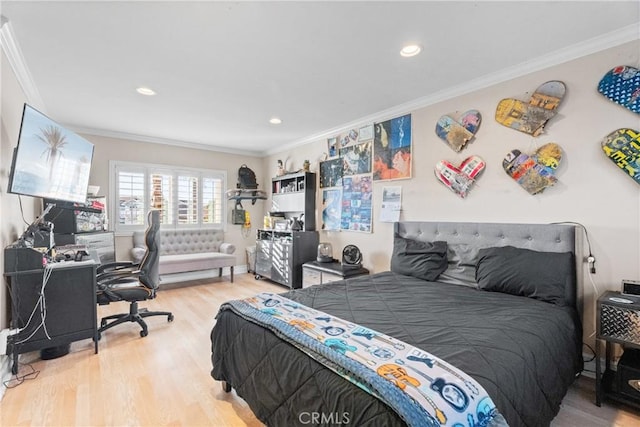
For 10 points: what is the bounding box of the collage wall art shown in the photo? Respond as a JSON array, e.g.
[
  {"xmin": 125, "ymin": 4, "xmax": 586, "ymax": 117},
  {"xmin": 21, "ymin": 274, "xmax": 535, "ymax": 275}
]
[{"xmin": 318, "ymin": 65, "xmax": 640, "ymax": 232}]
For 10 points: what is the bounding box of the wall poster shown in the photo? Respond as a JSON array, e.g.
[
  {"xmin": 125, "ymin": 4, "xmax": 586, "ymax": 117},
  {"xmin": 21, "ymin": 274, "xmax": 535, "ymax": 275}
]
[
  {"xmin": 321, "ymin": 188, "xmax": 342, "ymax": 231},
  {"xmin": 358, "ymin": 124, "xmax": 374, "ymax": 142},
  {"xmin": 340, "ymin": 141, "xmax": 372, "ymax": 176},
  {"xmin": 327, "ymin": 137, "xmax": 339, "ymax": 158},
  {"xmin": 379, "ymin": 186, "xmax": 402, "ymax": 223},
  {"xmin": 319, "ymin": 158, "xmax": 343, "ymax": 188},
  {"xmin": 341, "ymin": 175, "xmax": 372, "ymax": 233},
  {"xmin": 373, "ymin": 113, "xmax": 412, "ymax": 180}
]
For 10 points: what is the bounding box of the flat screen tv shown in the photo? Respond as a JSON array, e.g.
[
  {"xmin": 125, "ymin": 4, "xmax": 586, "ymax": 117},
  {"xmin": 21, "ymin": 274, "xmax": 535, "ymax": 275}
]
[{"xmin": 7, "ymin": 104, "xmax": 94, "ymax": 204}]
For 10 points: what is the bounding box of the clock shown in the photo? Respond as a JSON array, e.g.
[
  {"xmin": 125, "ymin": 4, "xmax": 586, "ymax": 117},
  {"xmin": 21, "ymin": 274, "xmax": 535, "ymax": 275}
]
[{"xmin": 342, "ymin": 244, "xmax": 362, "ymax": 267}]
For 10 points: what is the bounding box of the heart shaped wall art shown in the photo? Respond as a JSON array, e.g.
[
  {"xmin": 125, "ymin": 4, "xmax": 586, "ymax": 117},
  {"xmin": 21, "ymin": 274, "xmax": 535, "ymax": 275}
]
[
  {"xmin": 598, "ymin": 66, "xmax": 640, "ymax": 114},
  {"xmin": 495, "ymin": 81, "xmax": 566, "ymax": 136},
  {"xmin": 601, "ymin": 128, "xmax": 640, "ymax": 185},
  {"xmin": 503, "ymin": 143, "xmax": 563, "ymax": 195},
  {"xmin": 435, "ymin": 110, "xmax": 482, "ymax": 152},
  {"xmin": 435, "ymin": 155, "xmax": 486, "ymax": 198}
]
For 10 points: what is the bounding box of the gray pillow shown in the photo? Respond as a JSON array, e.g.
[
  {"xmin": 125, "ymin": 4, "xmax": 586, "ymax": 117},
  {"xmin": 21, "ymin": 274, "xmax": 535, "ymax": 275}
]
[
  {"xmin": 390, "ymin": 236, "xmax": 448, "ymax": 281},
  {"xmin": 475, "ymin": 246, "xmax": 574, "ymax": 306},
  {"xmin": 437, "ymin": 244, "xmax": 480, "ymax": 288}
]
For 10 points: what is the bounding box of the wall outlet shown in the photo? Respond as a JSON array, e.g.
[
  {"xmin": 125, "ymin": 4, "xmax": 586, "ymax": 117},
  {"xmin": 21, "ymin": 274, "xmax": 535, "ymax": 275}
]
[
  {"xmin": 0, "ymin": 330, "xmax": 9, "ymax": 356},
  {"xmin": 0, "ymin": 329, "xmax": 18, "ymax": 356}
]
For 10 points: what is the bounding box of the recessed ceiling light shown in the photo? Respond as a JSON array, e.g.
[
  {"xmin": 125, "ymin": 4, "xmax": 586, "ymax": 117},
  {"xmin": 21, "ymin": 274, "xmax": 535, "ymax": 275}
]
[
  {"xmin": 136, "ymin": 86, "xmax": 156, "ymax": 96},
  {"xmin": 269, "ymin": 117, "xmax": 282, "ymax": 125},
  {"xmin": 400, "ymin": 44, "xmax": 422, "ymax": 57}
]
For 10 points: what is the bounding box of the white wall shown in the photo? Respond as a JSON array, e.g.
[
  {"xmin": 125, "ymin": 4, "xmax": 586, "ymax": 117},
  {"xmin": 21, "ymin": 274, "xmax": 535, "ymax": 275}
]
[
  {"xmin": 84, "ymin": 133, "xmax": 265, "ymax": 265},
  {"xmin": 265, "ymin": 40, "xmax": 640, "ymax": 343},
  {"xmin": 1, "ymin": 49, "xmax": 40, "ymax": 331}
]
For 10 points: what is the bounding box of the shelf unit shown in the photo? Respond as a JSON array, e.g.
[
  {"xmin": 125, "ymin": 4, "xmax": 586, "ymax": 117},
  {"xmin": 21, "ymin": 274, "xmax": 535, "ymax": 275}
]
[
  {"xmin": 271, "ymin": 172, "xmax": 316, "ymax": 231},
  {"xmin": 255, "ymin": 229, "xmax": 319, "ymax": 289},
  {"xmin": 255, "ymin": 172, "xmax": 318, "ymax": 288},
  {"xmin": 596, "ymin": 291, "xmax": 640, "ymax": 408},
  {"xmin": 44, "ymin": 198, "xmax": 113, "ymax": 264}
]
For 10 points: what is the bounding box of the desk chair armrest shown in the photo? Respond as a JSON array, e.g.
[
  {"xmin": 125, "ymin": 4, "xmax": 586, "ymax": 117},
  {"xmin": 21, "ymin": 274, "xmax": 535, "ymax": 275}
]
[
  {"xmin": 97, "ymin": 261, "xmax": 140, "ymax": 275},
  {"xmin": 98, "ymin": 268, "xmax": 142, "ymax": 282}
]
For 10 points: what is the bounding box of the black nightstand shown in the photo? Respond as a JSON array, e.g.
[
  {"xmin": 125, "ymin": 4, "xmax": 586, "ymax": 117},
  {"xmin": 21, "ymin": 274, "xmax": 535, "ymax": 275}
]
[
  {"xmin": 596, "ymin": 291, "xmax": 640, "ymax": 408},
  {"xmin": 302, "ymin": 261, "xmax": 369, "ymax": 288}
]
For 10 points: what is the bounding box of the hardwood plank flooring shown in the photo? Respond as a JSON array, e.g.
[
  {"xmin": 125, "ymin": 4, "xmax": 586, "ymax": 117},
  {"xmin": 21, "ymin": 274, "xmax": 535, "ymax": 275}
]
[{"xmin": 1, "ymin": 273, "xmax": 639, "ymax": 426}]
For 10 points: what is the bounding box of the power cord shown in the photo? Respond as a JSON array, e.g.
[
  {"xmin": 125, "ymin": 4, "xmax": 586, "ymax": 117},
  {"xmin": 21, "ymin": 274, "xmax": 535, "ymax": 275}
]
[
  {"xmin": 583, "ymin": 342, "xmax": 596, "ymax": 363},
  {"xmin": 551, "ymin": 221, "xmax": 597, "ymax": 274},
  {"xmin": 551, "ymin": 221, "xmax": 601, "ymax": 341},
  {"xmin": 17, "ymin": 195, "xmax": 30, "ymax": 227},
  {"xmin": 2, "ymin": 361, "xmax": 39, "ymax": 388},
  {"xmin": 14, "ymin": 264, "xmax": 53, "ymax": 344}
]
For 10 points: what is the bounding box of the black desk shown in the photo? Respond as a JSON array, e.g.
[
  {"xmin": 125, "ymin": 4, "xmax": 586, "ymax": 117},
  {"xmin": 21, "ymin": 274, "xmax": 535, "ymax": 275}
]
[
  {"xmin": 4, "ymin": 258, "xmax": 98, "ymax": 374},
  {"xmin": 302, "ymin": 260, "xmax": 369, "ymax": 287}
]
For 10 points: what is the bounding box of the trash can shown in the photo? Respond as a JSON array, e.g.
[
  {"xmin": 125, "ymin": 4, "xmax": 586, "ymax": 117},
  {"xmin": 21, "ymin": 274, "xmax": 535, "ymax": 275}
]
[{"xmin": 246, "ymin": 245, "xmax": 256, "ymax": 273}]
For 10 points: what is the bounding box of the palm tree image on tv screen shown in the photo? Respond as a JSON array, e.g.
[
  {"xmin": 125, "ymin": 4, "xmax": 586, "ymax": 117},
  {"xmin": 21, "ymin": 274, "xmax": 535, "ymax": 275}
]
[
  {"xmin": 9, "ymin": 104, "xmax": 94, "ymax": 204},
  {"xmin": 38, "ymin": 125, "xmax": 68, "ymax": 181}
]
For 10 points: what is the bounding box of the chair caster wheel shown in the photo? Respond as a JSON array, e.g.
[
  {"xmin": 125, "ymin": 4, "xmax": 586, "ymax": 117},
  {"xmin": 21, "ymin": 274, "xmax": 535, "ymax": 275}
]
[
  {"xmin": 101, "ymin": 319, "xmax": 107, "ymax": 327},
  {"xmin": 255, "ymin": 275, "xmax": 261, "ymax": 280},
  {"xmin": 140, "ymin": 330, "xmax": 148, "ymax": 337},
  {"xmin": 168, "ymin": 314, "xmax": 174, "ymax": 322}
]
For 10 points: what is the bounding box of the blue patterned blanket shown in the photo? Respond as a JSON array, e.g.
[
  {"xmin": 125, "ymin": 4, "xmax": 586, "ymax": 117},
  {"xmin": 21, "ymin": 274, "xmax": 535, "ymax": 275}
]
[{"xmin": 222, "ymin": 292, "xmax": 508, "ymax": 427}]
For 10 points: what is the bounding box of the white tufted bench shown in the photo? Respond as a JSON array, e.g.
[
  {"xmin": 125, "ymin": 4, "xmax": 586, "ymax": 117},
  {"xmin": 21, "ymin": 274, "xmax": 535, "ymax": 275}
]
[{"xmin": 131, "ymin": 229, "xmax": 236, "ymax": 282}]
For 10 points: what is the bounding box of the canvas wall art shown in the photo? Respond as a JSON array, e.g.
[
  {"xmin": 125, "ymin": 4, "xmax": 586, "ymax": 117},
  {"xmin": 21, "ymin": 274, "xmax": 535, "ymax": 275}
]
[
  {"xmin": 322, "ymin": 188, "xmax": 342, "ymax": 231},
  {"xmin": 358, "ymin": 124, "xmax": 374, "ymax": 142},
  {"xmin": 327, "ymin": 137, "xmax": 339, "ymax": 157},
  {"xmin": 340, "ymin": 141, "xmax": 372, "ymax": 176},
  {"xmin": 319, "ymin": 158, "xmax": 344, "ymax": 188},
  {"xmin": 341, "ymin": 175, "xmax": 372, "ymax": 233},
  {"xmin": 373, "ymin": 114, "xmax": 412, "ymax": 180}
]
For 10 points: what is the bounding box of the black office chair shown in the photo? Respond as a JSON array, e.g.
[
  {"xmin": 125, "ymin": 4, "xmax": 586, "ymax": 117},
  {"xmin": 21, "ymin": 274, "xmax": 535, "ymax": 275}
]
[{"xmin": 96, "ymin": 210, "xmax": 173, "ymax": 337}]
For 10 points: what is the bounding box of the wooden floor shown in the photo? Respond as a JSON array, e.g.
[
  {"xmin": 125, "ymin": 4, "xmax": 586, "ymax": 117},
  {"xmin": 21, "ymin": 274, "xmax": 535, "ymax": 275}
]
[{"xmin": 1, "ymin": 273, "xmax": 639, "ymax": 426}]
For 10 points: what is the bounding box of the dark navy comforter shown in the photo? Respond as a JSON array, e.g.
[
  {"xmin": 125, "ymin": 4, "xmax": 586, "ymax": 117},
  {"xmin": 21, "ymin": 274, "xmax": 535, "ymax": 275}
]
[{"xmin": 211, "ymin": 272, "xmax": 582, "ymax": 427}]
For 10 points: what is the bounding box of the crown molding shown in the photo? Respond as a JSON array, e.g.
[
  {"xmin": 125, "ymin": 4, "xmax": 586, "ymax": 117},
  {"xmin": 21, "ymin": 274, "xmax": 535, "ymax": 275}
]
[
  {"xmin": 70, "ymin": 125, "xmax": 264, "ymax": 157},
  {"xmin": 267, "ymin": 23, "xmax": 640, "ymax": 156},
  {"xmin": 1, "ymin": 12, "xmax": 637, "ymax": 158},
  {"xmin": 0, "ymin": 17, "xmax": 46, "ymax": 112}
]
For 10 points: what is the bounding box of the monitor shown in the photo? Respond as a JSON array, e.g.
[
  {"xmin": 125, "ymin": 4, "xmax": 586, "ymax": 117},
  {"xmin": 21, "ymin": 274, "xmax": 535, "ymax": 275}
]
[{"xmin": 7, "ymin": 104, "xmax": 94, "ymax": 204}]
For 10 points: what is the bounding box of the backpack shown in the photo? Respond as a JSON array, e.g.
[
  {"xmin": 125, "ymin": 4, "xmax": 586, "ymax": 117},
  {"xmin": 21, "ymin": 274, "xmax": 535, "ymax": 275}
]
[{"xmin": 237, "ymin": 164, "xmax": 258, "ymax": 189}]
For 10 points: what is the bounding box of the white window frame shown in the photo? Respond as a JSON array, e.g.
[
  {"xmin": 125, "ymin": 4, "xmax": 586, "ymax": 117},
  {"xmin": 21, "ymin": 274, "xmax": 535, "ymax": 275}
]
[{"xmin": 109, "ymin": 160, "xmax": 227, "ymax": 235}]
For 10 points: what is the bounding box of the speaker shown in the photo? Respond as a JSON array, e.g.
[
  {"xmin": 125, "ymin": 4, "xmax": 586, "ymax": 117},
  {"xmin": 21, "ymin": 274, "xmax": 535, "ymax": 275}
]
[
  {"xmin": 40, "ymin": 344, "xmax": 70, "ymax": 360},
  {"xmin": 622, "ymin": 279, "xmax": 640, "ymax": 297}
]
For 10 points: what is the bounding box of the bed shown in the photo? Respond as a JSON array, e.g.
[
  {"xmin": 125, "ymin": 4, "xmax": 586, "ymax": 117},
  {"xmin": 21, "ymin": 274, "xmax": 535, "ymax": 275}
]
[{"xmin": 211, "ymin": 221, "xmax": 583, "ymax": 426}]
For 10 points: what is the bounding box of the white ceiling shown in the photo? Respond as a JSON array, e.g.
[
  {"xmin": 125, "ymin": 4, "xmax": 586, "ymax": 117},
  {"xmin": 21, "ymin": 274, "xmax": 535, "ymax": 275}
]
[{"xmin": 2, "ymin": 1, "xmax": 639, "ymax": 156}]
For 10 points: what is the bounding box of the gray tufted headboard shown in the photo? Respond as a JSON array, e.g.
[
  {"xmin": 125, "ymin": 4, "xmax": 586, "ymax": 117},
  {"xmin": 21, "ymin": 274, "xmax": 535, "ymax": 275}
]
[{"xmin": 394, "ymin": 221, "xmax": 582, "ymax": 312}]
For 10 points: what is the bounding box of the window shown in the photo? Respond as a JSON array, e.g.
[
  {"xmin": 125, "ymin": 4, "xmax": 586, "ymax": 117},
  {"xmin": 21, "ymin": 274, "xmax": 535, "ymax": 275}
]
[
  {"xmin": 110, "ymin": 161, "xmax": 226, "ymax": 233},
  {"xmin": 177, "ymin": 175, "xmax": 198, "ymax": 225},
  {"xmin": 118, "ymin": 170, "xmax": 145, "ymax": 226}
]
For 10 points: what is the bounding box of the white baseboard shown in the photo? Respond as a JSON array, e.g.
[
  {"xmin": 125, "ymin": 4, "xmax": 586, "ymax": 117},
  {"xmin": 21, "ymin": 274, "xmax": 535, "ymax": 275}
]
[
  {"xmin": 0, "ymin": 354, "xmax": 12, "ymax": 401},
  {"xmin": 582, "ymin": 351, "xmax": 617, "ymax": 379}
]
